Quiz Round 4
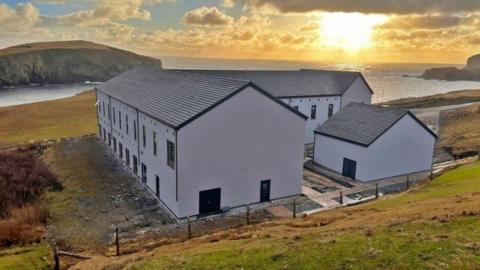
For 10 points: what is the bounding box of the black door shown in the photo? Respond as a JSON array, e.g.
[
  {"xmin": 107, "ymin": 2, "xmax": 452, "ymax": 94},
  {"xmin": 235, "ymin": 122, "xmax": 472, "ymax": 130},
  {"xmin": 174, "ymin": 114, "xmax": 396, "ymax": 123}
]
[
  {"xmin": 260, "ymin": 180, "xmax": 271, "ymax": 202},
  {"xmin": 133, "ymin": 156, "xmax": 138, "ymax": 174},
  {"xmin": 199, "ymin": 188, "xmax": 221, "ymax": 215},
  {"xmin": 155, "ymin": 175, "xmax": 160, "ymax": 198},
  {"xmin": 342, "ymin": 158, "xmax": 357, "ymax": 179}
]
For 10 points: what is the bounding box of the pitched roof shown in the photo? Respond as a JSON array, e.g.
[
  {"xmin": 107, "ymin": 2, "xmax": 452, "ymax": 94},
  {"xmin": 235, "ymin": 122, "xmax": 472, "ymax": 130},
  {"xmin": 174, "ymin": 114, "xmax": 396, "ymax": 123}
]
[
  {"xmin": 314, "ymin": 103, "xmax": 436, "ymax": 146},
  {"xmin": 175, "ymin": 69, "xmax": 368, "ymax": 98},
  {"xmin": 96, "ymin": 67, "xmax": 306, "ymax": 129}
]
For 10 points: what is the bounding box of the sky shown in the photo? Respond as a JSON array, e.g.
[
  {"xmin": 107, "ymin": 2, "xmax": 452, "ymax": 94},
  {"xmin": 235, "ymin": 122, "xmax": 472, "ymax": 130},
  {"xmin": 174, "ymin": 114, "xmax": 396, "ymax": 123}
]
[{"xmin": 1, "ymin": 0, "xmax": 480, "ymax": 64}]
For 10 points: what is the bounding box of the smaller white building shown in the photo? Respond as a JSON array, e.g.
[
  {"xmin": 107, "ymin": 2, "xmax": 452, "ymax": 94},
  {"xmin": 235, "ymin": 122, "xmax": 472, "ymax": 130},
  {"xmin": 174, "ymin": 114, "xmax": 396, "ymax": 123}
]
[{"xmin": 313, "ymin": 103, "xmax": 437, "ymax": 182}]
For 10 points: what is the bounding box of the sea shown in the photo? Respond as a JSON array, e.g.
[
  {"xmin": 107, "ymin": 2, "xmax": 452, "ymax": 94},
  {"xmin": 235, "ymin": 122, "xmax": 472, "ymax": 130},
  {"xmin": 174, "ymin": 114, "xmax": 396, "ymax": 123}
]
[{"xmin": 2, "ymin": 57, "xmax": 480, "ymax": 107}]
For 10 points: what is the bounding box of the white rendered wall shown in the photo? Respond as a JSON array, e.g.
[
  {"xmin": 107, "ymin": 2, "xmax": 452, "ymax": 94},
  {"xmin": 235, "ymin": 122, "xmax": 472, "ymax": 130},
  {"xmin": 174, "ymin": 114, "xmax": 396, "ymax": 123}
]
[
  {"xmin": 177, "ymin": 86, "xmax": 306, "ymax": 218},
  {"xmin": 341, "ymin": 77, "xmax": 373, "ymax": 108},
  {"xmin": 137, "ymin": 112, "xmax": 178, "ymax": 215},
  {"xmin": 314, "ymin": 114, "xmax": 435, "ymax": 181},
  {"xmin": 96, "ymin": 90, "xmax": 179, "ymax": 217},
  {"xmin": 282, "ymin": 96, "xmax": 341, "ymax": 144}
]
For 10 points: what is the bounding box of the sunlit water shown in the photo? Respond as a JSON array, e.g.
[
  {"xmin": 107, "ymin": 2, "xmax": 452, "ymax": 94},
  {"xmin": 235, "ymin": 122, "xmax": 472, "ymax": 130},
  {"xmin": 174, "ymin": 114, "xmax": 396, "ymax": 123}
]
[{"xmin": 2, "ymin": 57, "xmax": 480, "ymax": 107}]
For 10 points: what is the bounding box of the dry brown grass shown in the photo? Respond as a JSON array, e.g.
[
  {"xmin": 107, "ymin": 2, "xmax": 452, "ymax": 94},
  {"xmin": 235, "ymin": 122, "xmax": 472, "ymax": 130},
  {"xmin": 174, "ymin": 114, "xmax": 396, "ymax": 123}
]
[
  {"xmin": 0, "ymin": 204, "xmax": 48, "ymax": 246},
  {"xmin": 439, "ymin": 103, "xmax": 480, "ymax": 155},
  {"xmin": 381, "ymin": 89, "xmax": 480, "ymax": 109},
  {"xmin": 0, "ymin": 40, "xmax": 111, "ymax": 56},
  {"xmin": 0, "ymin": 90, "xmax": 97, "ymax": 145}
]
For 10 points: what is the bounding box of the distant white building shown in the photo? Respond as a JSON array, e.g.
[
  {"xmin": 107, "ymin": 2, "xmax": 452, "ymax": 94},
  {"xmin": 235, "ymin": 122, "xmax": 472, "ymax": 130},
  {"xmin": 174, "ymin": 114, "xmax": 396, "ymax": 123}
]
[
  {"xmin": 95, "ymin": 68, "xmax": 307, "ymax": 219},
  {"xmin": 179, "ymin": 69, "xmax": 374, "ymax": 144},
  {"xmin": 313, "ymin": 103, "xmax": 437, "ymax": 182}
]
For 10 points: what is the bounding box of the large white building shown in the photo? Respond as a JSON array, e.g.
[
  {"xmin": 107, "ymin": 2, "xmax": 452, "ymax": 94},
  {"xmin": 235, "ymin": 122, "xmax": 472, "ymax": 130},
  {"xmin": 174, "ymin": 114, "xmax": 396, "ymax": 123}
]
[
  {"xmin": 313, "ymin": 103, "xmax": 437, "ymax": 182},
  {"xmin": 179, "ymin": 69, "xmax": 374, "ymax": 144},
  {"xmin": 95, "ymin": 68, "xmax": 307, "ymax": 219}
]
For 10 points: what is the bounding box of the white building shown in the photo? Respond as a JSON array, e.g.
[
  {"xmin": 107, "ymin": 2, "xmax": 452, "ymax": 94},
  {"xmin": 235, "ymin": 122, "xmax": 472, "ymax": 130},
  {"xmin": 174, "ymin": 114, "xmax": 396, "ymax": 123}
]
[
  {"xmin": 313, "ymin": 103, "xmax": 437, "ymax": 182},
  {"xmin": 95, "ymin": 68, "xmax": 307, "ymax": 219},
  {"xmin": 179, "ymin": 69, "xmax": 374, "ymax": 144}
]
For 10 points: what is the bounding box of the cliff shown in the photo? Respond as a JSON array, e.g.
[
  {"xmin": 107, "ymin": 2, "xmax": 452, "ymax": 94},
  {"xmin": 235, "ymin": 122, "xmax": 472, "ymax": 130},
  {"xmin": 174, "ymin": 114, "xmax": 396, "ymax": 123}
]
[
  {"xmin": 0, "ymin": 40, "xmax": 162, "ymax": 87},
  {"xmin": 420, "ymin": 53, "xmax": 480, "ymax": 81}
]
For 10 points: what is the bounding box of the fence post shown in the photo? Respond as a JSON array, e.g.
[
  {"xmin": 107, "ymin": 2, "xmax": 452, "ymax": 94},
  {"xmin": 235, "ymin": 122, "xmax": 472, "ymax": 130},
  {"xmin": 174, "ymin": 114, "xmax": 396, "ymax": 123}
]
[
  {"xmin": 115, "ymin": 227, "xmax": 120, "ymax": 256},
  {"xmin": 339, "ymin": 191, "xmax": 343, "ymax": 205},
  {"xmin": 430, "ymin": 167, "xmax": 433, "ymax": 180},
  {"xmin": 246, "ymin": 204, "xmax": 250, "ymax": 225},
  {"xmin": 187, "ymin": 216, "xmax": 192, "ymax": 239},
  {"xmin": 375, "ymin": 182, "xmax": 379, "ymax": 199},
  {"xmin": 53, "ymin": 244, "xmax": 60, "ymax": 270},
  {"xmin": 293, "ymin": 199, "xmax": 297, "ymax": 219},
  {"xmin": 406, "ymin": 175, "xmax": 410, "ymax": 190}
]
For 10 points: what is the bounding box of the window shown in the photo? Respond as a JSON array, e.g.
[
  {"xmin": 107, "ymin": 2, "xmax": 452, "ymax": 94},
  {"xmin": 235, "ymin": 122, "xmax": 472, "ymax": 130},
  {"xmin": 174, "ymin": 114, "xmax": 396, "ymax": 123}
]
[
  {"xmin": 98, "ymin": 101, "xmax": 101, "ymax": 114},
  {"xmin": 108, "ymin": 104, "xmax": 111, "ymax": 120},
  {"xmin": 108, "ymin": 133, "xmax": 111, "ymax": 146},
  {"xmin": 126, "ymin": 148, "xmax": 130, "ymax": 166},
  {"xmin": 141, "ymin": 163, "xmax": 147, "ymax": 184},
  {"xmin": 119, "ymin": 143, "xmax": 123, "ymax": 159},
  {"xmin": 119, "ymin": 111, "xmax": 122, "ymax": 129},
  {"xmin": 113, "ymin": 107, "xmax": 116, "ymax": 124},
  {"xmin": 133, "ymin": 155, "xmax": 138, "ymax": 174},
  {"xmin": 167, "ymin": 140, "xmax": 175, "ymax": 169},
  {"xmin": 126, "ymin": 115, "xmax": 129, "ymax": 134},
  {"xmin": 155, "ymin": 175, "xmax": 160, "ymax": 198},
  {"xmin": 311, "ymin": 105, "xmax": 317, "ymax": 119},
  {"xmin": 113, "ymin": 137, "xmax": 117, "ymax": 152},
  {"xmin": 133, "ymin": 120, "xmax": 137, "ymax": 140},
  {"xmin": 293, "ymin": 106, "xmax": 299, "ymax": 111},
  {"xmin": 98, "ymin": 124, "xmax": 102, "ymax": 137},
  {"xmin": 153, "ymin": 131, "xmax": 157, "ymax": 156},
  {"xmin": 142, "ymin": 125, "xmax": 146, "ymax": 148},
  {"xmin": 328, "ymin": 104, "xmax": 334, "ymax": 118},
  {"xmin": 103, "ymin": 128, "xmax": 106, "ymax": 142},
  {"xmin": 102, "ymin": 101, "xmax": 105, "ymax": 117}
]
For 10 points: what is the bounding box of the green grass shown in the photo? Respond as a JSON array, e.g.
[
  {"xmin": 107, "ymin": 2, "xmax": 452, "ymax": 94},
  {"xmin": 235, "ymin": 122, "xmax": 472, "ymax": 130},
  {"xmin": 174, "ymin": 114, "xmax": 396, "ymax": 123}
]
[
  {"xmin": 0, "ymin": 244, "xmax": 51, "ymax": 270},
  {"xmin": 0, "ymin": 90, "xmax": 96, "ymax": 145},
  {"xmin": 127, "ymin": 162, "xmax": 480, "ymax": 270},
  {"xmin": 129, "ymin": 217, "xmax": 480, "ymax": 270},
  {"xmin": 372, "ymin": 161, "xmax": 480, "ymax": 209}
]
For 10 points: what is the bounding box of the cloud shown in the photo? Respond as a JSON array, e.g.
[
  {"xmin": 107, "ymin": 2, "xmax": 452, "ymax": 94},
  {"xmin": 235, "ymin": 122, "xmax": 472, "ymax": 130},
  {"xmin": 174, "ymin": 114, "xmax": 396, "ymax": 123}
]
[
  {"xmin": 0, "ymin": 3, "xmax": 41, "ymax": 35},
  {"xmin": 383, "ymin": 14, "xmax": 466, "ymax": 29},
  {"xmin": 233, "ymin": 0, "xmax": 480, "ymax": 15},
  {"xmin": 298, "ymin": 21, "xmax": 319, "ymax": 32},
  {"xmin": 40, "ymin": 0, "xmax": 160, "ymax": 27},
  {"xmin": 232, "ymin": 31, "xmax": 255, "ymax": 40},
  {"xmin": 182, "ymin": 7, "xmax": 234, "ymax": 26}
]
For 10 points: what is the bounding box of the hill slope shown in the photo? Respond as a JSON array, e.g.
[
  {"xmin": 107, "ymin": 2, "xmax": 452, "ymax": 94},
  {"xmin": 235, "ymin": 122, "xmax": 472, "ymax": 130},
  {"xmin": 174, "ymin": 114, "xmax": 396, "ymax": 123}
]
[
  {"xmin": 0, "ymin": 40, "xmax": 162, "ymax": 86},
  {"xmin": 67, "ymin": 161, "xmax": 480, "ymax": 270}
]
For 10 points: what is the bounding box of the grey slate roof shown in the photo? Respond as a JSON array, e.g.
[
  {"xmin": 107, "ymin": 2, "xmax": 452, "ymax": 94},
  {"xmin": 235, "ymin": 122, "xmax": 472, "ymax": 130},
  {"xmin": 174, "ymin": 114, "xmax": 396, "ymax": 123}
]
[
  {"xmin": 175, "ymin": 69, "xmax": 368, "ymax": 98},
  {"xmin": 314, "ymin": 103, "xmax": 436, "ymax": 146},
  {"xmin": 96, "ymin": 67, "xmax": 307, "ymax": 129}
]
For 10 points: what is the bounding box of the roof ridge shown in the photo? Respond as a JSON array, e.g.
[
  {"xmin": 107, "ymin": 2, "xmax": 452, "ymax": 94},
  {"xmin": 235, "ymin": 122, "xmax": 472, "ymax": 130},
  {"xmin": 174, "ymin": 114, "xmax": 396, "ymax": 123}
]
[{"xmin": 166, "ymin": 69, "xmax": 252, "ymax": 85}]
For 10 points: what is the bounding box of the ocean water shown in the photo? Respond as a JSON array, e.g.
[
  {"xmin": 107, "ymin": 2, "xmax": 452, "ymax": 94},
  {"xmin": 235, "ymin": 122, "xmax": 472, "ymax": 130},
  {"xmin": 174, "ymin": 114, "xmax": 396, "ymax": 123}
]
[
  {"xmin": 2, "ymin": 57, "xmax": 480, "ymax": 107},
  {"xmin": 162, "ymin": 57, "xmax": 480, "ymax": 103},
  {"xmin": 0, "ymin": 83, "xmax": 99, "ymax": 107}
]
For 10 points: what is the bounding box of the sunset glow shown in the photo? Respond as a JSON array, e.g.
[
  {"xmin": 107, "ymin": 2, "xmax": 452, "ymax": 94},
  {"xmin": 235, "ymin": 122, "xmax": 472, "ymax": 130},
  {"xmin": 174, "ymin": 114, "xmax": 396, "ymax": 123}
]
[{"xmin": 319, "ymin": 13, "xmax": 388, "ymax": 51}]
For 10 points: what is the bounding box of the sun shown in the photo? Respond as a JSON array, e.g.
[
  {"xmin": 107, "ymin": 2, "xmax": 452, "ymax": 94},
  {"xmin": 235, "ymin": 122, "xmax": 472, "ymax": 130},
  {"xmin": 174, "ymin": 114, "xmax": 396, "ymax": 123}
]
[{"xmin": 319, "ymin": 12, "xmax": 388, "ymax": 51}]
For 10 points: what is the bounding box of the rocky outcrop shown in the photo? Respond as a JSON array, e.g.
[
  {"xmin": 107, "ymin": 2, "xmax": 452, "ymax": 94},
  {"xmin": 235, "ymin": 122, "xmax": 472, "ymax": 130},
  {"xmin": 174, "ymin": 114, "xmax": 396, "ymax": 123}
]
[
  {"xmin": 0, "ymin": 40, "xmax": 162, "ymax": 87},
  {"xmin": 420, "ymin": 53, "xmax": 480, "ymax": 81}
]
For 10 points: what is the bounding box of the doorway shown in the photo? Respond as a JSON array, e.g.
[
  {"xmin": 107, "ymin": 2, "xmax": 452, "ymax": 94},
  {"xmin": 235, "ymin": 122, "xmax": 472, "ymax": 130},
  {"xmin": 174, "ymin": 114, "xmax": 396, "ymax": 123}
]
[
  {"xmin": 199, "ymin": 188, "xmax": 221, "ymax": 215},
  {"xmin": 260, "ymin": 180, "xmax": 271, "ymax": 202},
  {"xmin": 342, "ymin": 158, "xmax": 357, "ymax": 179}
]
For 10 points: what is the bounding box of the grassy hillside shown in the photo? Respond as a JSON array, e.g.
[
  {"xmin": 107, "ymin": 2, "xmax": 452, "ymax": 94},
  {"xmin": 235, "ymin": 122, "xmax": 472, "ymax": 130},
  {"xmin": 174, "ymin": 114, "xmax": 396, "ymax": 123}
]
[
  {"xmin": 381, "ymin": 89, "xmax": 480, "ymax": 109},
  {"xmin": 69, "ymin": 161, "xmax": 480, "ymax": 269},
  {"xmin": 0, "ymin": 90, "xmax": 96, "ymax": 145},
  {"xmin": 0, "ymin": 40, "xmax": 162, "ymax": 86},
  {"xmin": 0, "ymin": 244, "xmax": 51, "ymax": 270}
]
